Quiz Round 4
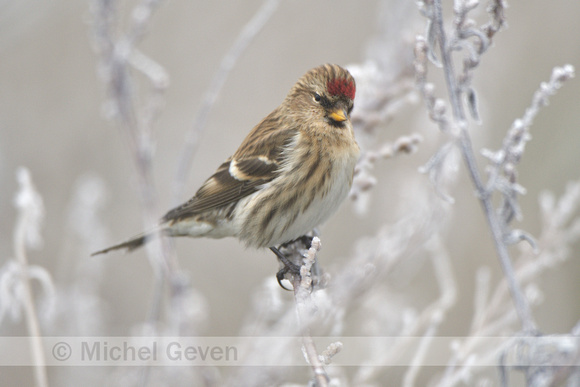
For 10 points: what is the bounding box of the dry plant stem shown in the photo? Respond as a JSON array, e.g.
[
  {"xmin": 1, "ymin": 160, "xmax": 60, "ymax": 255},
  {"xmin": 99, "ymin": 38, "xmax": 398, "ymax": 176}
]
[
  {"xmin": 403, "ymin": 319, "xmax": 438, "ymax": 387},
  {"xmin": 402, "ymin": 235, "xmax": 456, "ymax": 387},
  {"xmin": 92, "ymin": 5, "xmax": 195, "ymax": 387},
  {"xmin": 14, "ymin": 174, "xmax": 48, "ymax": 387},
  {"xmin": 431, "ymin": 0, "xmax": 536, "ymax": 333},
  {"xmin": 173, "ymin": 0, "xmax": 281, "ymax": 203},
  {"xmin": 292, "ymin": 238, "xmax": 329, "ymax": 387},
  {"xmin": 357, "ymin": 233, "xmax": 457, "ymax": 385},
  {"xmin": 92, "ymin": 1, "xmax": 189, "ymax": 384},
  {"xmin": 92, "ymin": 0, "xmax": 184, "ymax": 307}
]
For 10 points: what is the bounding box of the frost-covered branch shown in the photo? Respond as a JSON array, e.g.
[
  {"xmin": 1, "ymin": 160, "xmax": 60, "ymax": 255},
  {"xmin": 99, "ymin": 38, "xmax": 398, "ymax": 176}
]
[
  {"xmin": 482, "ymin": 65, "xmax": 575, "ymax": 230},
  {"xmin": 350, "ymin": 133, "xmax": 422, "ymax": 212},
  {"xmin": 346, "ymin": 1, "xmax": 422, "ymax": 214},
  {"xmin": 11, "ymin": 168, "xmax": 49, "ymax": 387},
  {"xmin": 437, "ymin": 180, "xmax": 580, "ymax": 387},
  {"xmin": 90, "ymin": 1, "xmax": 194, "ymax": 385},
  {"xmin": 90, "ymin": 0, "xmax": 189, "ymax": 321},
  {"xmin": 291, "ymin": 237, "xmax": 330, "ymax": 387},
  {"xmin": 417, "ymin": 0, "xmax": 538, "ymax": 332},
  {"xmin": 415, "ymin": 2, "xmax": 578, "ymax": 385}
]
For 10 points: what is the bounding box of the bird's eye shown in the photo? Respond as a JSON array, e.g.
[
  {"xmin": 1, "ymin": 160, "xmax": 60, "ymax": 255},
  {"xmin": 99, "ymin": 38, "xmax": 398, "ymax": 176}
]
[{"xmin": 314, "ymin": 93, "xmax": 321, "ymax": 102}]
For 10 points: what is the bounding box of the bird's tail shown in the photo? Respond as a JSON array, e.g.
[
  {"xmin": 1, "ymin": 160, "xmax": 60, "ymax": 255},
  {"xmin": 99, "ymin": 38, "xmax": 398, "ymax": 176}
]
[{"xmin": 91, "ymin": 231, "xmax": 155, "ymax": 256}]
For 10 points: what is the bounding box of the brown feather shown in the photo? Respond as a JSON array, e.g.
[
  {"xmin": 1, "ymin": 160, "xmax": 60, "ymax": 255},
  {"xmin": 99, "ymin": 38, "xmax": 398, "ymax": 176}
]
[
  {"xmin": 162, "ymin": 112, "xmax": 298, "ymax": 223},
  {"xmin": 163, "ymin": 161, "xmax": 267, "ymax": 222}
]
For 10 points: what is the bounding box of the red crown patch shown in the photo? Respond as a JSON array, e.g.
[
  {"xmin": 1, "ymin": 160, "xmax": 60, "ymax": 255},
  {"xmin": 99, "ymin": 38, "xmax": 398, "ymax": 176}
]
[{"xmin": 327, "ymin": 78, "xmax": 356, "ymax": 100}]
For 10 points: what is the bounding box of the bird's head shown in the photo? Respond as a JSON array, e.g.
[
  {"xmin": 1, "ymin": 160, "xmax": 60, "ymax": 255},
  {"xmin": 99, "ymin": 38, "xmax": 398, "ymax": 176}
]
[{"xmin": 286, "ymin": 64, "xmax": 356, "ymax": 128}]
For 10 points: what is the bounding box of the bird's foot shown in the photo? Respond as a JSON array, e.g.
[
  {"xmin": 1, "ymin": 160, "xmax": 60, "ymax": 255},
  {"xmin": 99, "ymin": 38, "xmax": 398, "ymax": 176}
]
[
  {"xmin": 270, "ymin": 246, "xmax": 301, "ymax": 291},
  {"xmin": 280, "ymin": 235, "xmax": 314, "ymax": 250},
  {"xmin": 271, "ymin": 234, "xmax": 323, "ymax": 291}
]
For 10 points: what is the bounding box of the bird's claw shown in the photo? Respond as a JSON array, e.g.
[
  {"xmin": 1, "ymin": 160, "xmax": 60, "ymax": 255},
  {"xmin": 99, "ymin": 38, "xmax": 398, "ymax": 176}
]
[
  {"xmin": 276, "ymin": 264, "xmax": 300, "ymax": 291},
  {"xmin": 270, "ymin": 246, "xmax": 302, "ymax": 291}
]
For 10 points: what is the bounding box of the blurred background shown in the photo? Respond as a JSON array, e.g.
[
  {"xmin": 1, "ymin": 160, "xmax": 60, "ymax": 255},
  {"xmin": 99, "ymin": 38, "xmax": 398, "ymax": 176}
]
[{"xmin": 1, "ymin": 0, "xmax": 579, "ymax": 385}]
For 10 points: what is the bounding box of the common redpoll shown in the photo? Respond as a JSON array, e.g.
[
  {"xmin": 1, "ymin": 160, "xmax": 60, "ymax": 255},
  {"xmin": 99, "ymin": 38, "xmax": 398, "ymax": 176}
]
[{"xmin": 93, "ymin": 64, "xmax": 359, "ymax": 286}]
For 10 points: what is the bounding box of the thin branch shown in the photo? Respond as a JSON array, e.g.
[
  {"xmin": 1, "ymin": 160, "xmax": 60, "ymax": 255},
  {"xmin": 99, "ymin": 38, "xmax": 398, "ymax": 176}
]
[
  {"xmin": 292, "ymin": 237, "xmax": 329, "ymax": 387},
  {"xmin": 173, "ymin": 0, "xmax": 281, "ymax": 203},
  {"xmin": 13, "ymin": 168, "xmax": 48, "ymax": 387},
  {"xmin": 402, "ymin": 316, "xmax": 439, "ymax": 387},
  {"xmin": 436, "ymin": 177, "xmax": 580, "ymax": 386},
  {"xmin": 91, "ymin": 0, "xmax": 186, "ymax": 303},
  {"xmin": 355, "ymin": 233, "xmax": 457, "ymax": 385},
  {"xmin": 90, "ymin": 3, "xmax": 195, "ymax": 386},
  {"xmin": 350, "ymin": 133, "xmax": 422, "ymax": 207},
  {"xmin": 429, "ymin": 0, "xmax": 537, "ymax": 333}
]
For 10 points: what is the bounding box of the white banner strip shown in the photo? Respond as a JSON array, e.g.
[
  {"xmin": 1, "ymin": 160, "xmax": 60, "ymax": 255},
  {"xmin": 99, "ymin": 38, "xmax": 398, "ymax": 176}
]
[{"xmin": 1, "ymin": 336, "xmax": 578, "ymax": 367}]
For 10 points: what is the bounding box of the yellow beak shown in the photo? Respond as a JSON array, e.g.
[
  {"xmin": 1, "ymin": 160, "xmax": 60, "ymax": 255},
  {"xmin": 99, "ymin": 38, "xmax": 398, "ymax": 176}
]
[{"xmin": 329, "ymin": 109, "xmax": 347, "ymax": 122}]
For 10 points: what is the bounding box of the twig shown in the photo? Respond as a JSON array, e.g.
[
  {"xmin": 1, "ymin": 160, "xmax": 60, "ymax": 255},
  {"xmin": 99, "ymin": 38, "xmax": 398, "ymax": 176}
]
[
  {"xmin": 429, "ymin": 0, "xmax": 537, "ymax": 333},
  {"xmin": 350, "ymin": 133, "xmax": 422, "ymax": 208},
  {"xmin": 292, "ymin": 237, "xmax": 329, "ymax": 387},
  {"xmin": 436, "ymin": 178, "xmax": 580, "ymax": 386},
  {"xmin": 14, "ymin": 168, "xmax": 48, "ymax": 387},
  {"xmin": 90, "ymin": 1, "xmax": 194, "ymax": 385},
  {"xmin": 91, "ymin": 0, "xmax": 187, "ymax": 310},
  {"xmin": 401, "ymin": 235, "xmax": 456, "ymax": 385},
  {"xmin": 355, "ymin": 233, "xmax": 457, "ymax": 385},
  {"xmin": 402, "ymin": 315, "xmax": 439, "ymax": 387},
  {"xmin": 172, "ymin": 0, "xmax": 281, "ymax": 203}
]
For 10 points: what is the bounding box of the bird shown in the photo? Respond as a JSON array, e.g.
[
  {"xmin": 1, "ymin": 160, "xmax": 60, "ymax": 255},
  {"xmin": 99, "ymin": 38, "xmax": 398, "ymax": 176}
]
[{"xmin": 92, "ymin": 63, "xmax": 359, "ymax": 288}]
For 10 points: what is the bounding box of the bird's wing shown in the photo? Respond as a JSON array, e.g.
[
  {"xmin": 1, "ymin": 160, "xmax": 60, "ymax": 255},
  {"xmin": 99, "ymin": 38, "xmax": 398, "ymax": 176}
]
[{"xmin": 163, "ymin": 113, "xmax": 297, "ymax": 223}]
